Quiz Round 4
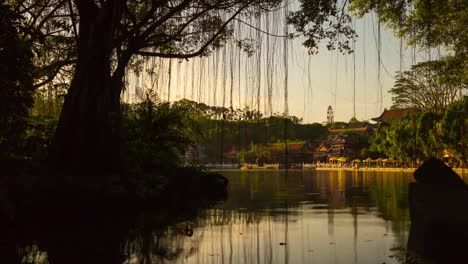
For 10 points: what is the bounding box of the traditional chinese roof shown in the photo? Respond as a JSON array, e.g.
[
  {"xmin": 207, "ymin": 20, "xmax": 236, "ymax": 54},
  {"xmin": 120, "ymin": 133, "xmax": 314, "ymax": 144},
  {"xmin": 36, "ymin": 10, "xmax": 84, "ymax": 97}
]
[
  {"xmin": 269, "ymin": 142, "xmax": 314, "ymax": 153},
  {"xmin": 288, "ymin": 143, "xmax": 304, "ymax": 152},
  {"xmin": 224, "ymin": 148, "xmax": 239, "ymax": 158},
  {"xmin": 328, "ymin": 125, "xmax": 372, "ymax": 135},
  {"xmin": 332, "ymin": 135, "xmax": 345, "ymax": 143},
  {"xmin": 371, "ymin": 108, "xmax": 417, "ymax": 122},
  {"xmin": 315, "ymin": 142, "xmax": 331, "ymax": 152}
]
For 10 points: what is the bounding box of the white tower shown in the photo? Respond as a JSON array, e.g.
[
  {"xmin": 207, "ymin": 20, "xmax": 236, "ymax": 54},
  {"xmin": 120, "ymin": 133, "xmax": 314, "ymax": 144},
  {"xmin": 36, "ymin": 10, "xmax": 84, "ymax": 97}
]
[{"xmin": 327, "ymin": 106, "xmax": 334, "ymax": 124}]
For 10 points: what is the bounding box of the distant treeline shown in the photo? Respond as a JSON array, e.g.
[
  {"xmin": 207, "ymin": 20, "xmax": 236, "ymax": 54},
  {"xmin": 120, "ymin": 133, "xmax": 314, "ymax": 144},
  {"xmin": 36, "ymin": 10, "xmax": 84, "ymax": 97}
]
[{"xmin": 170, "ymin": 99, "xmax": 328, "ymax": 163}]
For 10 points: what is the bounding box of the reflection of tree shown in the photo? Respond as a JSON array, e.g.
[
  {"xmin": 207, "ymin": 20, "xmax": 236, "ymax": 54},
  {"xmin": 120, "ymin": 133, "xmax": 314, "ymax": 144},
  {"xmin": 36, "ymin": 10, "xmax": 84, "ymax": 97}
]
[
  {"xmin": 367, "ymin": 171, "xmax": 412, "ymax": 247},
  {"xmin": 219, "ymin": 170, "xmax": 413, "ymax": 223},
  {"xmin": 13, "ymin": 208, "xmax": 128, "ymax": 264},
  {"xmin": 18, "ymin": 245, "xmax": 48, "ymax": 264},
  {"xmin": 118, "ymin": 170, "xmax": 421, "ymax": 263},
  {"xmin": 6, "ymin": 170, "xmax": 425, "ymax": 263},
  {"xmin": 123, "ymin": 225, "xmax": 204, "ymax": 263},
  {"xmin": 8, "ymin": 193, "xmax": 224, "ymax": 264},
  {"xmin": 368, "ymin": 172, "xmax": 411, "ymax": 222},
  {"xmin": 219, "ymin": 170, "xmax": 308, "ymax": 210}
]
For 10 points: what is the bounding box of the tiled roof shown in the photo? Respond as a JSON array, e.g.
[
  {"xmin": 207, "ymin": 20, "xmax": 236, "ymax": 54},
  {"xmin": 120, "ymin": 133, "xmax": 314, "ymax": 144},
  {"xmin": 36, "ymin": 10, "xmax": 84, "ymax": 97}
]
[
  {"xmin": 372, "ymin": 108, "xmax": 417, "ymax": 122},
  {"xmin": 269, "ymin": 142, "xmax": 310, "ymax": 153},
  {"xmin": 287, "ymin": 144, "xmax": 304, "ymax": 151},
  {"xmin": 315, "ymin": 142, "xmax": 331, "ymax": 152},
  {"xmin": 328, "ymin": 126, "xmax": 371, "ymax": 134}
]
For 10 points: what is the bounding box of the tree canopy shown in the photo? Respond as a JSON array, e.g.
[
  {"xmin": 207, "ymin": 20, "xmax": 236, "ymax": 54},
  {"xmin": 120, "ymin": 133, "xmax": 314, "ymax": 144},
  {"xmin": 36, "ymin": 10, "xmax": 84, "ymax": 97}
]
[
  {"xmin": 370, "ymin": 98, "xmax": 467, "ymax": 165},
  {"xmin": 390, "ymin": 59, "xmax": 466, "ymax": 111},
  {"xmin": 350, "ymin": 0, "xmax": 468, "ymax": 54},
  {"xmin": 5, "ymin": 0, "xmax": 465, "ymax": 172},
  {"xmin": 0, "ymin": 2, "xmax": 34, "ymax": 158},
  {"xmin": 350, "ymin": 0, "xmax": 467, "ymax": 99},
  {"xmin": 3, "ymin": 0, "xmax": 358, "ymax": 174},
  {"xmin": 8, "ymin": 0, "xmax": 355, "ymax": 89}
]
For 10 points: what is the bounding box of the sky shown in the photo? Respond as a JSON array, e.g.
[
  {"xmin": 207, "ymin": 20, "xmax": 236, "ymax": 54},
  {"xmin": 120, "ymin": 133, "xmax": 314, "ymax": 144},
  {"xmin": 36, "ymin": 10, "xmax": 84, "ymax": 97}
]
[
  {"xmin": 124, "ymin": 6, "xmax": 440, "ymax": 124},
  {"xmin": 275, "ymin": 12, "xmax": 438, "ymax": 124}
]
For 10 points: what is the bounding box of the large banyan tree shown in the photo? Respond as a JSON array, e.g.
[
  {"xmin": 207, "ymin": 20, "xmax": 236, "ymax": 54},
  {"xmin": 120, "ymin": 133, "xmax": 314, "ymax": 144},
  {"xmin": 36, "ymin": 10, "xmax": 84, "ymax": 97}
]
[
  {"xmin": 8, "ymin": 0, "xmax": 356, "ymax": 175},
  {"xmin": 8, "ymin": 0, "xmax": 467, "ymax": 175}
]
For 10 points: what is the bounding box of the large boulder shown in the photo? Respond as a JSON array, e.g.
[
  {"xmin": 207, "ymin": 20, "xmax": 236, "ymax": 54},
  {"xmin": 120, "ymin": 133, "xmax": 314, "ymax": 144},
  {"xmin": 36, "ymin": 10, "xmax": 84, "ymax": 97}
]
[
  {"xmin": 408, "ymin": 157, "xmax": 468, "ymax": 264},
  {"xmin": 413, "ymin": 157, "xmax": 467, "ymax": 189}
]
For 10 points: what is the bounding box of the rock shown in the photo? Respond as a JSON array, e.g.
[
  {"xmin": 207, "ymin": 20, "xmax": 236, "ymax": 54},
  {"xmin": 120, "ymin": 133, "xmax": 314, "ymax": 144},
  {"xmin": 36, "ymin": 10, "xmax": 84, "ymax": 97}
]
[
  {"xmin": 413, "ymin": 157, "xmax": 467, "ymax": 189},
  {"xmin": 408, "ymin": 158, "xmax": 468, "ymax": 264}
]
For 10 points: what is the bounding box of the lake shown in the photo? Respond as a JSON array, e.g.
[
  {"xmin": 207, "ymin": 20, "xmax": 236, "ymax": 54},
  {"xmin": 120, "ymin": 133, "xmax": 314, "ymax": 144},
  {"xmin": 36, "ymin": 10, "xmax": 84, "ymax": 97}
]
[
  {"xmin": 123, "ymin": 169, "xmax": 418, "ymax": 264},
  {"xmin": 11, "ymin": 169, "xmax": 468, "ymax": 263}
]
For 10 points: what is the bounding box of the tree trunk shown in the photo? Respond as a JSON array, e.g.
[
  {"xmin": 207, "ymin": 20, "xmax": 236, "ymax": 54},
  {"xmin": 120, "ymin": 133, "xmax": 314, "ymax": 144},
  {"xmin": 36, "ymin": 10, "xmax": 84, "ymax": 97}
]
[{"xmin": 51, "ymin": 1, "xmax": 124, "ymax": 177}]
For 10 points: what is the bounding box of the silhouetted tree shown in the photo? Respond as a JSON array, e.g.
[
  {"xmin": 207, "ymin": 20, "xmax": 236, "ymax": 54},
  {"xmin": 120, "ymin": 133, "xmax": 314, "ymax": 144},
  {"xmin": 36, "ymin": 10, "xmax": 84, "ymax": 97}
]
[
  {"xmin": 391, "ymin": 61, "xmax": 466, "ymax": 112},
  {"xmin": 0, "ymin": 2, "xmax": 34, "ymax": 158},
  {"xmin": 9, "ymin": 0, "xmax": 354, "ymax": 175}
]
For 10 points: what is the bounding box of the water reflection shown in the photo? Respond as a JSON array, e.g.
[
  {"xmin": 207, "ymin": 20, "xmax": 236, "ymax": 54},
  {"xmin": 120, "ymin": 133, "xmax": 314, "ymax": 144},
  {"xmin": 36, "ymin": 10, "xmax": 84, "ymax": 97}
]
[
  {"xmin": 123, "ymin": 170, "xmax": 414, "ymax": 264},
  {"xmin": 6, "ymin": 170, "xmax": 450, "ymax": 264}
]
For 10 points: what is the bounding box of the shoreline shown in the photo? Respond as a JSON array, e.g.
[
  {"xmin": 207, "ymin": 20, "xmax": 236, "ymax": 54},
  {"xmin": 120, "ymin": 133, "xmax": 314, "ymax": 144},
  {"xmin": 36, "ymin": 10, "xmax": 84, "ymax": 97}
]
[
  {"xmin": 315, "ymin": 167, "xmax": 468, "ymax": 175},
  {"xmin": 316, "ymin": 167, "xmax": 416, "ymax": 172},
  {"xmin": 211, "ymin": 167, "xmax": 467, "ymax": 176},
  {"xmin": 316, "ymin": 167, "xmax": 467, "ymax": 176}
]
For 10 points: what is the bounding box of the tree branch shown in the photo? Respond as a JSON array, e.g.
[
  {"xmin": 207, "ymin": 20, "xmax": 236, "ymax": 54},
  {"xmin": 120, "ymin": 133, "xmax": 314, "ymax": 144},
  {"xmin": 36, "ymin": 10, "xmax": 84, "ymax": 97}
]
[
  {"xmin": 234, "ymin": 18, "xmax": 293, "ymax": 38},
  {"xmin": 67, "ymin": 0, "xmax": 79, "ymax": 42},
  {"xmin": 143, "ymin": 6, "xmax": 214, "ymax": 47},
  {"xmin": 33, "ymin": 59, "xmax": 77, "ymax": 88},
  {"xmin": 136, "ymin": 1, "xmax": 251, "ymax": 59},
  {"xmin": 139, "ymin": 0, "xmax": 192, "ymax": 41},
  {"xmin": 36, "ymin": 0, "xmax": 67, "ymax": 30}
]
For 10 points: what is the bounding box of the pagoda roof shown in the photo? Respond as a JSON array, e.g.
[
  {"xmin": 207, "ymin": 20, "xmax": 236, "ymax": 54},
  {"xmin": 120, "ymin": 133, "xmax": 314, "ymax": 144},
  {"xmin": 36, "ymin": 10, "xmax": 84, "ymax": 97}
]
[
  {"xmin": 328, "ymin": 125, "xmax": 372, "ymax": 135},
  {"xmin": 314, "ymin": 142, "xmax": 331, "ymax": 152},
  {"xmin": 371, "ymin": 108, "xmax": 417, "ymax": 122},
  {"xmin": 269, "ymin": 142, "xmax": 314, "ymax": 153}
]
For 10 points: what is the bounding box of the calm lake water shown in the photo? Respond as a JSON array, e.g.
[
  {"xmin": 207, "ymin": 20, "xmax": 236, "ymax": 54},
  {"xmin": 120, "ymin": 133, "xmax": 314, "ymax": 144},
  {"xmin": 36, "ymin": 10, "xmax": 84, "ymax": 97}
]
[
  {"xmin": 124, "ymin": 170, "xmax": 424, "ymax": 264},
  {"xmin": 13, "ymin": 169, "xmax": 468, "ymax": 263}
]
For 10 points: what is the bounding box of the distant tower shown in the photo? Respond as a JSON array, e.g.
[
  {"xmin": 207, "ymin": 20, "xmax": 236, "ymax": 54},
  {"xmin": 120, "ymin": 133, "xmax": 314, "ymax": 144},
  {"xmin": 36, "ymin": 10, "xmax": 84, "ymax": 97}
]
[{"xmin": 327, "ymin": 106, "xmax": 334, "ymax": 124}]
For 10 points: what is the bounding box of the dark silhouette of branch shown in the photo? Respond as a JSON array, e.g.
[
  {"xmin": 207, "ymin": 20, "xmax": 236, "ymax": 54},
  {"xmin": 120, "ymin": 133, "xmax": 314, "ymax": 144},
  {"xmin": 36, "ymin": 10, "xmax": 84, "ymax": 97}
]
[{"xmin": 136, "ymin": 1, "xmax": 250, "ymax": 59}]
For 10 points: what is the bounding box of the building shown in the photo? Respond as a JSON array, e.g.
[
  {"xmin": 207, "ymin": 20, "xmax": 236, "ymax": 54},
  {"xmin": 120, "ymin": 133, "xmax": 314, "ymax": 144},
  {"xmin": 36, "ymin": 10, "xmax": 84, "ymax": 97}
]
[
  {"xmin": 327, "ymin": 106, "xmax": 334, "ymax": 124},
  {"xmin": 371, "ymin": 108, "xmax": 417, "ymax": 123},
  {"xmin": 313, "ymin": 134, "xmax": 359, "ymax": 162},
  {"xmin": 328, "ymin": 125, "xmax": 374, "ymax": 136},
  {"xmin": 268, "ymin": 142, "xmax": 316, "ymax": 164}
]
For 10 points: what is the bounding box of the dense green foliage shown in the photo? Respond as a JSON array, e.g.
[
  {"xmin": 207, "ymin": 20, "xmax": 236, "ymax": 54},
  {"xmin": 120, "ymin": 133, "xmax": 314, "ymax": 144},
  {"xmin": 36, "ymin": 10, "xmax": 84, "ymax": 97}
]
[
  {"xmin": 0, "ymin": 0, "xmax": 464, "ymax": 183},
  {"xmin": 370, "ymin": 98, "xmax": 467, "ymax": 166},
  {"xmin": 350, "ymin": 0, "xmax": 468, "ymax": 53},
  {"xmin": 122, "ymin": 94, "xmax": 201, "ymax": 171},
  {"xmin": 0, "ymin": 3, "xmax": 34, "ymax": 158},
  {"xmin": 170, "ymin": 99, "xmax": 327, "ymax": 163},
  {"xmin": 350, "ymin": 0, "xmax": 467, "ymax": 165},
  {"xmin": 288, "ymin": 0, "xmax": 356, "ymax": 53},
  {"xmin": 341, "ymin": 130, "xmax": 371, "ymax": 154},
  {"xmin": 1, "ymin": 0, "xmax": 358, "ymax": 176}
]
